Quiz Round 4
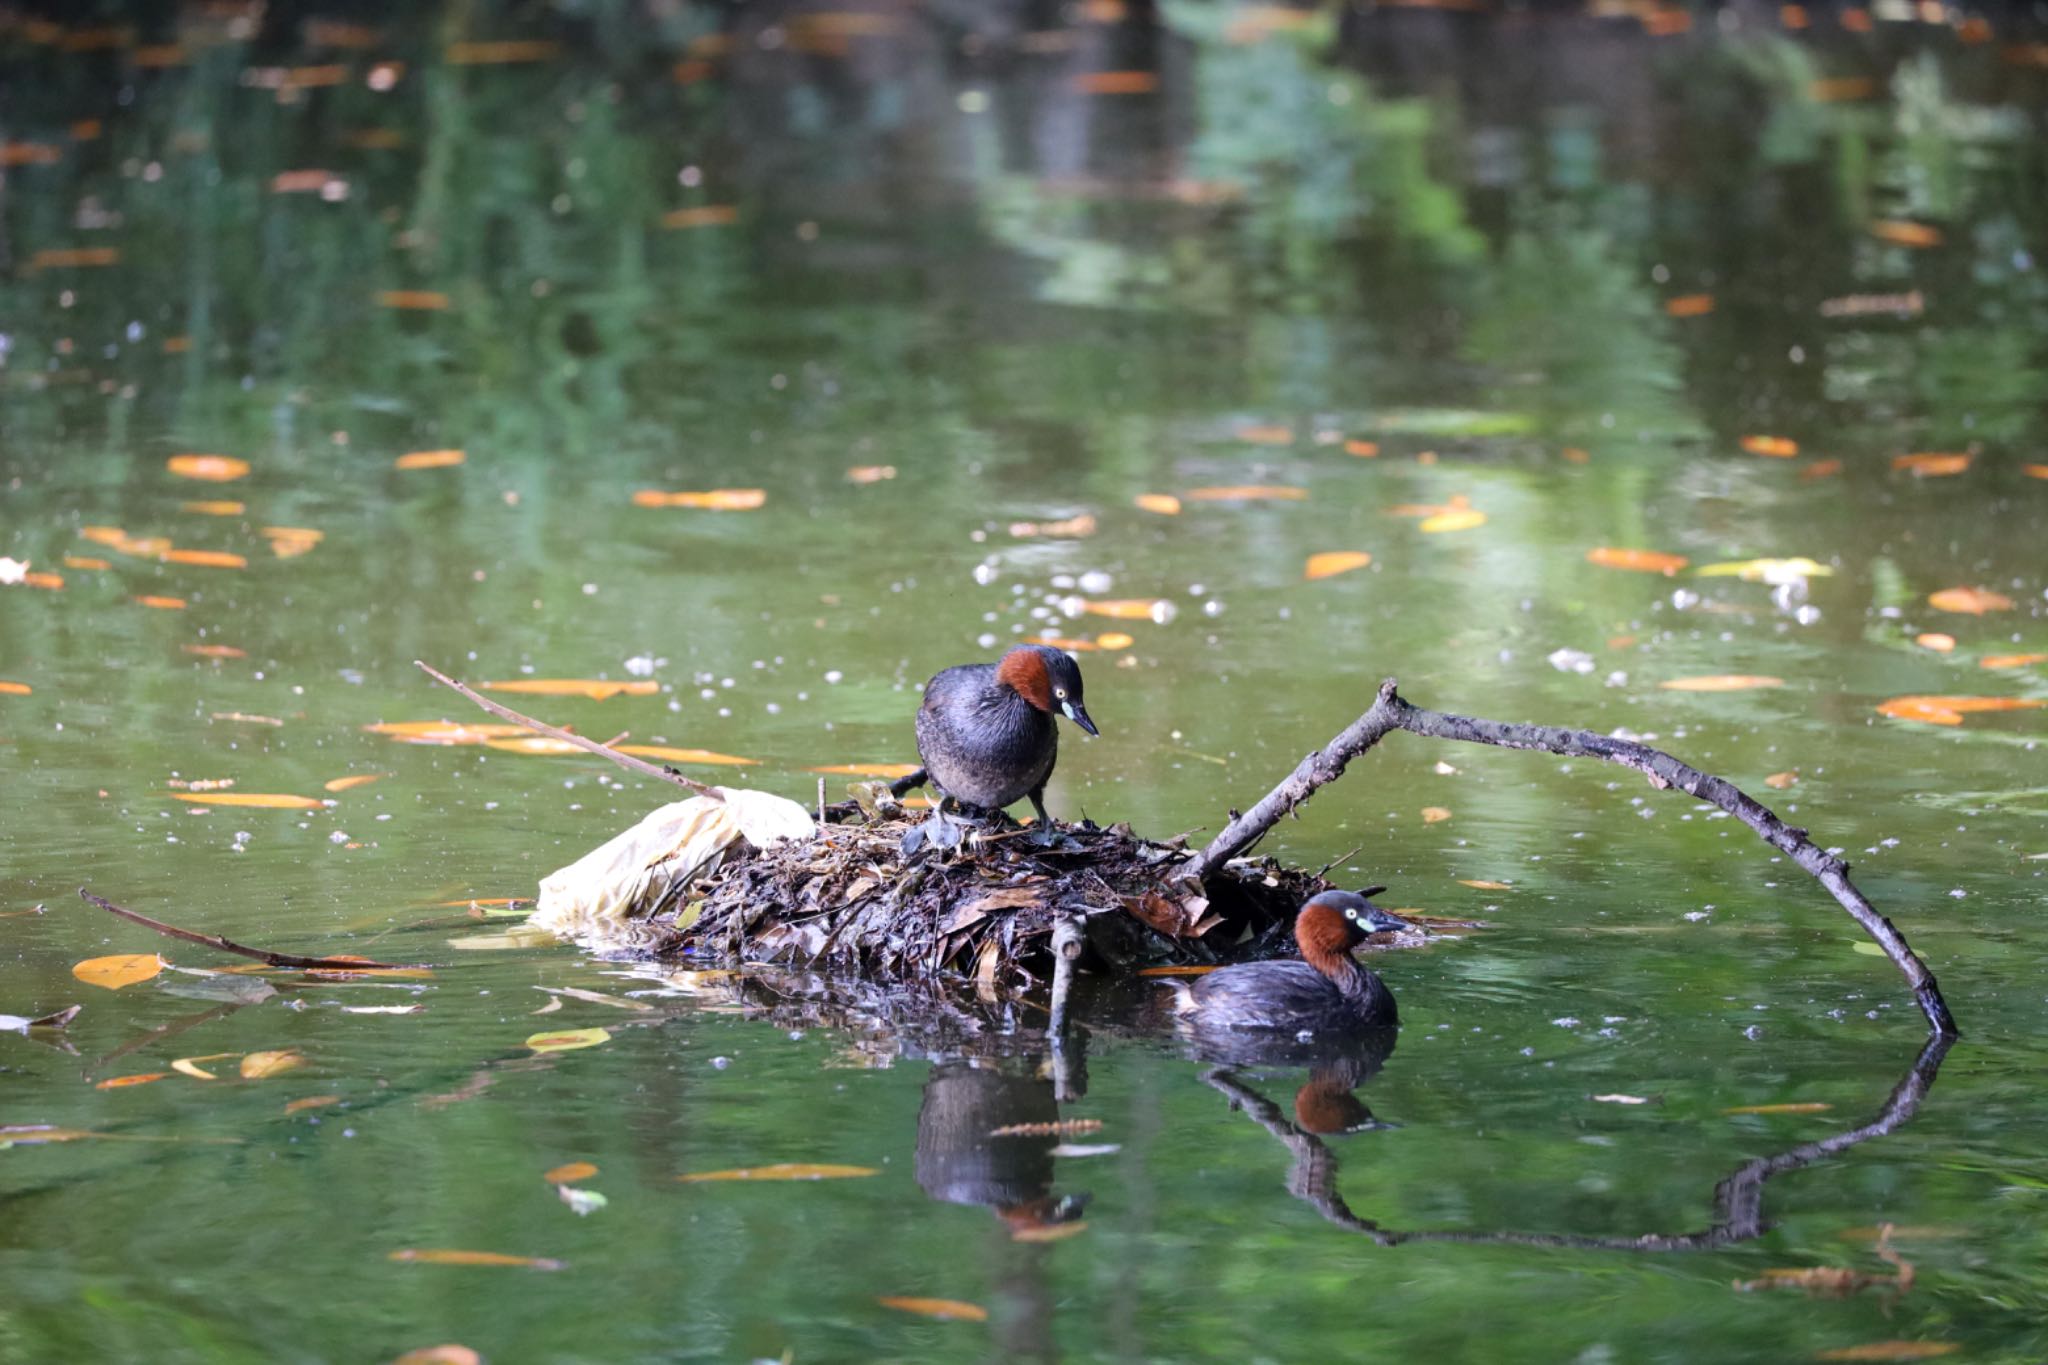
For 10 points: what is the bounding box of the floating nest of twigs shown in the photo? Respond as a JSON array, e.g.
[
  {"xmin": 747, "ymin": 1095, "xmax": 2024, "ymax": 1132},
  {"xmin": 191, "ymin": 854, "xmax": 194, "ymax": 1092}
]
[{"xmin": 599, "ymin": 798, "xmax": 1351, "ymax": 988}]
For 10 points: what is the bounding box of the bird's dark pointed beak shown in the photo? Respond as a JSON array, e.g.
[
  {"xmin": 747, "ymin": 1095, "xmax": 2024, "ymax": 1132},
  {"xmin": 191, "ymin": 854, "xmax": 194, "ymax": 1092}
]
[
  {"xmin": 1364, "ymin": 906, "xmax": 1412, "ymax": 936},
  {"xmin": 1062, "ymin": 701, "xmax": 1099, "ymax": 737}
]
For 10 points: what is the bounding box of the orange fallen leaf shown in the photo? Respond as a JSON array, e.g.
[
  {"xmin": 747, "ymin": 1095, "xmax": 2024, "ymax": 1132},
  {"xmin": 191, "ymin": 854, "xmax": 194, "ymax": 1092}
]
[
  {"xmin": 1421, "ymin": 807, "xmax": 1452, "ymax": 824},
  {"xmin": 181, "ymin": 500, "xmax": 245, "ymax": 516},
  {"xmin": 1033, "ymin": 636, "xmax": 1098, "ymax": 652},
  {"xmin": 807, "ymin": 762, "xmax": 920, "ymax": 778},
  {"xmin": 1664, "ymin": 293, "xmax": 1715, "ymax": 318},
  {"xmin": 63, "ymin": 555, "xmax": 112, "ymax": 570},
  {"xmin": 1232, "ymin": 423, "xmax": 1294, "ymax": 445},
  {"xmin": 1304, "ymin": 551, "xmax": 1372, "ymax": 581},
  {"xmin": 0, "ymin": 681, "xmax": 33, "ymax": 696},
  {"xmin": 1724, "ymin": 1102, "xmax": 1831, "ymax": 1115},
  {"xmin": 877, "ymin": 1297, "xmax": 989, "ymax": 1322},
  {"xmin": 324, "ymin": 774, "xmax": 385, "ymax": 792},
  {"xmin": 478, "ymin": 679, "xmax": 659, "ymax": 701},
  {"xmin": 1011, "ymin": 1221, "xmax": 1089, "ymax": 1243},
  {"xmin": 1876, "ymin": 695, "xmax": 2044, "ymax": 726},
  {"xmin": 95, "ymin": 1072, "xmax": 171, "ymax": 1090},
  {"xmin": 1914, "ymin": 633, "xmax": 1956, "ymax": 653},
  {"xmin": 2024, "ymin": 464, "xmax": 2048, "ymax": 481},
  {"xmin": 1927, "ymin": 586, "xmax": 2014, "ymax": 614},
  {"xmin": 1183, "ymin": 485, "xmax": 1308, "ymax": 502},
  {"xmin": 1561, "ymin": 447, "xmax": 1591, "ymax": 464},
  {"xmin": 613, "ymin": 744, "xmax": 760, "ymax": 766},
  {"xmin": 1892, "ymin": 452, "xmax": 1972, "ymax": 477},
  {"xmin": 544, "ymin": 1161, "xmax": 599, "ymax": 1184},
  {"xmin": 1810, "ymin": 75, "xmax": 1877, "ymax": 101},
  {"xmin": 1765, "ymin": 771, "xmax": 1799, "ymax": 789},
  {"xmin": 660, "ymin": 205, "xmax": 739, "ymax": 230},
  {"xmin": 0, "ymin": 142, "xmax": 63, "ymax": 166},
  {"xmin": 167, "ymin": 454, "xmax": 250, "ymax": 482},
  {"xmin": 1072, "ymin": 598, "xmax": 1175, "ymax": 622},
  {"xmin": 171, "ymin": 792, "xmax": 323, "ymax": 810},
  {"xmin": 676, "ymin": 1162, "xmax": 879, "ymax": 1182},
  {"xmin": 73, "ymin": 954, "xmax": 164, "ymax": 990},
  {"xmin": 1095, "ymin": 632, "xmax": 1134, "ymax": 650},
  {"xmin": 1072, "ymin": 70, "xmax": 1157, "ymax": 95},
  {"xmin": 364, "ymin": 721, "xmax": 532, "ymax": 745},
  {"xmin": 1419, "ymin": 507, "xmax": 1487, "ymax": 533},
  {"xmin": 631, "ymin": 488, "xmax": 766, "ymax": 510},
  {"xmin": 376, "ymin": 290, "xmax": 451, "ymax": 311},
  {"xmin": 1128, "ymin": 493, "xmax": 1181, "ymax": 517},
  {"xmin": 1457, "ymin": 879, "xmax": 1511, "ymax": 890},
  {"xmin": 395, "ymin": 449, "xmax": 465, "ymax": 471},
  {"xmin": 1799, "ymin": 458, "xmax": 1844, "ymax": 481},
  {"xmin": 525, "ymin": 1027, "xmax": 610, "ymax": 1054},
  {"xmin": 240, "ymin": 1049, "xmax": 305, "ymax": 1079},
  {"xmin": 284, "ymin": 1095, "xmax": 341, "ymax": 1114},
  {"xmin": 483, "ymin": 736, "xmax": 589, "ymax": 756},
  {"xmin": 846, "ymin": 465, "xmax": 896, "ymax": 484},
  {"xmin": 1869, "ymin": 220, "xmax": 1944, "ymax": 249},
  {"xmin": 162, "ymin": 548, "xmax": 247, "ymax": 569},
  {"xmin": 27, "ymin": 247, "xmax": 120, "ymax": 269},
  {"xmin": 1981, "ymin": 653, "xmax": 2048, "ymax": 670},
  {"xmin": 1587, "ymin": 547, "xmax": 1689, "ymax": 575},
  {"xmin": 389, "ymin": 1249, "xmax": 564, "ymax": 1270},
  {"xmin": 1741, "ymin": 435, "xmax": 1800, "ymax": 458},
  {"xmin": 1008, "ymin": 513, "xmax": 1097, "ymax": 539},
  {"xmin": 1344, "ymin": 439, "xmax": 1380, "ymax": 458},
  {"xmin": 1658, "ymin": 675, "xmax": 1785, "ymax": 692},
  {"xmin": 1815, "ymin": 1345, "xmax": 1958, "ymax": 1362},
  {"xmin": 135, "ymin": 595, "xmax": 188, "ymax": 610},
  {"xmin": 1136, "ymin": 964, "xmax": 1220, "ymax": 976},
  {"xmin": 20, "ymin": 571, "xmax": 62, "ymax": 589}
]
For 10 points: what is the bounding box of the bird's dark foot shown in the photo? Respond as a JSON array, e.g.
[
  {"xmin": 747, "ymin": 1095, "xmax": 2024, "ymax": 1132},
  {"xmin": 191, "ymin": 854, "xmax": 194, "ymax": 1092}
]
[{"xmin": 1026, "ymin": 789, "xmax": 1063, "ymax": 845}]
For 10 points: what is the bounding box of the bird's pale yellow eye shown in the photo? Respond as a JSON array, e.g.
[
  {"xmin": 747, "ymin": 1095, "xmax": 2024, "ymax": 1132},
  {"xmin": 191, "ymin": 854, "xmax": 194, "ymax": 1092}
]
[
  {"xmin": 1055, "ymin": 687, "xmax": 1068, "ymax": 700},
  {"xmin": 1345, "ymin": 908, "xmax": 1359, "ymax": 920}
]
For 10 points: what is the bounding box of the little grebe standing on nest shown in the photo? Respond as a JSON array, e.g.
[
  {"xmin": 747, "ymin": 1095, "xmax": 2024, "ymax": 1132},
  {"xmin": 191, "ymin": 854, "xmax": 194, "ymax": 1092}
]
[
  {"xmin": 1175, "ymin": 889, "xmax": 1410, "ymax": 1033},
  {"xmin": 906, "ymin": 644, "xmax": 1099, "ymax": 827}
]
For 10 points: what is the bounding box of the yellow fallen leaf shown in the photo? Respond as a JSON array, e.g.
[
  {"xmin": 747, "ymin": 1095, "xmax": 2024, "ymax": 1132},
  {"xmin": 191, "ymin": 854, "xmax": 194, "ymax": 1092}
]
[
  {"xmin": 1421, "ymin": 807, "xmax": 1452, "ymax": 824},
  {"xmin": 676, "ymin": 1162, "xmax": 879, "ymax": 1182},
  {"xmin": 1457, "ymin": 879, "xmax": 1511, "ymax": 890},
  {"xmin": 95, "ymin": 1072, "xmax": 171, "ymax": 1090},
  {"xmin": 240, "ymin": 1049, "xmax": 305, "ymax": 1079},
  {"xmin": 631, "ymin": 488, "xmax": 765, "ymax": 510},
  {"xmin": 486, "ymin": 734, "xmax": 607, "ymax": 756},
  {"xmin": 1694, "ymin": 557, "xmax": 1834, "ymax": 581},
  {"xmin": 525, "ymin": 1027, "xmax": 610, "ymax": 1054},
  {"xmin": 63, "ymin": 555, "xmax": 112, "ymax": 570},
  {"xmin": 395, "ymin": 449, "xmax": 465, "ymax": 470},
  {"xmin": 173, "ymin": 1055, "xmax": 235, "ymax": 1080},
  {"xmin": 1134, "ymin": 493, "xmax": 1181, "ymax": 515},
  {"xmin": 807, "ymin": 763, "xmax": 921, "ymax": 778},
  {"xmin": 1927, "ymin": 586, "xmax": 2013, "ymax": 614},
  {"xmin": 0, "ymin": 681, "xmax": 31, "ymax": 696},
  {"xmin": 1304, "ymin": 551, "xmax": 1371, "ymax": 581},
  {"xmin": 135, "ymin": 595, "xmax": 188, "ymax": 610},
  {"xmin": 1011, "ymin": 1220, "xmax": 1089, "ymax": 1243},
  {"xmin": 363, "ymin": 720, "xmax": 532, "ymax": 745},
  {"xmin": 613, "ymin": 744, "xmax": 760, "ymax": 766},
  {"xmin": 1740, "ymin": 435, "xmax": 1800, "ymax": 458},
  {"xmin": 285, "ymin": 1095, "xmax": 341, "ymax": 1114},
  {"xmin": 389, "ymin": 1249, "xmax": 565, "ymax": 1270},
  {"xmin": 1868, "ymin": 220, "xmax": 1944, "ymax": 248},
  {"xmin": 262, "ymin": 526, "xmax": 324, "ymax": 558},
  {"xmin": 324, "ymin": 774, "xmax": 385, "ymax": 792},
  {"xmin": 1723, "ymin": 1102, "xmax": 1831, "ymax": 1115},
  {"xmin": 877, "ymin": 1297, "xmax": 988, "ymax": 1322},
  {"xmin": 1073, "ymin": 598, "xmax": 1175, "ymax": 622},
  {"xmin": 180, "ymin": 500, "xmax": 244, "ymax": 516},
  {"xmin": 1877, "ymin": 695, "xmax": 2044, "ymax": 726},
  {"xmin": 1658, "ymin": 675, "xmax": 1785, "ymax": 692},
  {"xmin": 72, "ymin": 954, "xmax": 164, "ymax": 990},
  {"xmin": 167, "ymin": 454, "xmax": 249, "ymax": 482},
  {"xmin": 1183, "ymin": 485, "xmax": 1308, "ymax": 502},
  {"xmin": 1095, "ymin": 632, "xmax": 1135, "ymax": 650},
  {"xmin": 544, "ymin": 1161, "xmax": 599, "ymax": 1184},
  {"xmin": 1765, "ymin": 771, "xmax": 1798, "ymax": 789},
  {"xmin": 392, "ymin": 1346, "xmax": 484, "ymax": 1365},
  {"xmin": 182, "ymin": 644, "xmax": 248, "ymax": 659},
  {"xmin": 1587, "ymin": 547, "xmax": 1689, "ymax": 575},
  {"xmin": 478, "ymin": 679, "xmax": 659, "ymax": 701},
  {"xmin": 659, "ymin": 205, "xmax": 738, "ymax": 230},
  {"xmin": 1419, "ymin": 507, "xmax": 1487, "ymax": 533},
  {"xmin": 846, "ymin": 464, "xmax": 896, "ymax": 484},
  {"xmin": 170, "ymin": 792, "xmax": 323, "ymax": 809},
  {"xmin": 1981, "ymin": 653, "xmax": 2048, "ymax": 669},
  {"xmin": 1915, "ymin": 633, "xmax": 1956, "ymax": 653}
]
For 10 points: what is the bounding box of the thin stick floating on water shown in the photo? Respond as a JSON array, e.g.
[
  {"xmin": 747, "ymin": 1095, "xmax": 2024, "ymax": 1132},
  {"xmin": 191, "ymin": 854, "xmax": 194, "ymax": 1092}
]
[
  {"xmin": 1186, "ymin": 678, "xmax": 1958, "ymax": 1038},
  {"xmin": 78, "ymin": 889, "xmax": 422, "ymax": 970},
  {"xmin": 412, "ymin": 659, "xmax": 722, "ymax": 801}
]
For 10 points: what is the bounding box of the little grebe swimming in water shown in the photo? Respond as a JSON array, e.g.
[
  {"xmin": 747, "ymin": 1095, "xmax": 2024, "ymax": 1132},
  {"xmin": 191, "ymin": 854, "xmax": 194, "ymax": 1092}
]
[
  {"xmin": 1175, "ymin": 889, "xmax": 1410, "ymax": 1033},
  {"xmin": 909, "ymin": 644, "xmax": 1099, "ymax": 826}
]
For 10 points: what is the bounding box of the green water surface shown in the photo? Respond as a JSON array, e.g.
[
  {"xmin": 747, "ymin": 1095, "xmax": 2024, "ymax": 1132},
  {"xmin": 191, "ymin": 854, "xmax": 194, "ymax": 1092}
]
[{"xmin": 4, "ymin": 5, "xmax": 2048, "ymax": 1362}]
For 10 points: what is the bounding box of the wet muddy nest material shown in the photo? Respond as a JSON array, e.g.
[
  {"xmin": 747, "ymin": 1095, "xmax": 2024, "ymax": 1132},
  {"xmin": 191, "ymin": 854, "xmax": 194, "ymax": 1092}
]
[{"xmin": 627, "ymin": 806, "xmax": 1405, "ymax": 986}]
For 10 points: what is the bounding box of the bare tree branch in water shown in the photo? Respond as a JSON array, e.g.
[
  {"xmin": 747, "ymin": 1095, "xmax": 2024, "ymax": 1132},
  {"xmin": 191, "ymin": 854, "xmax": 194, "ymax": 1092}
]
[
  {"xmin": 1202, "ymin": 1031, "xmax": 1954, "ymax": 1252},
  {"xmin": 1186, "ymin": 679, "xmax": 1958, "ymax": 1038}
]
